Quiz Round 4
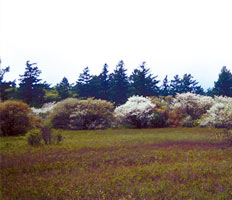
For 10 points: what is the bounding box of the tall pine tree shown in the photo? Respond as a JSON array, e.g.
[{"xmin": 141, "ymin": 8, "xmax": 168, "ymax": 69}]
[
  {"xmin": 170, "ymin": 75, "xmax": 182, "ymax": 95},
  {"xmin": 180, "ymin": 74, "xmax": 204, "ymax": 94},
  {"xmin": 170, "ymin": 74, "xmax": 204, "ymax": 95},
  {"xmin": 75, "ymin": 66, "xmax": 93, "ymax": 98},
  {"xmin": 160, "ymin": 75, "xmax": 170, "ymax": 96},
  {"xmin": 97, "ymin": 63, "xmax": 110, "ymax": 100},
  {"xmin": 18, "ymin": 61, "xmax": 46, "ymax": 107},
  {"xmin": 88, "ymin": 75, "xmax": 101, "ymax": 98},
  {"xmin": 56, "ymin": 77, "xmax": 71, "ymax": 100},
  {"xmin": 109, "ymin": 60, "xmax": 129, "ymax": 105},
  {"xmin": 213, "ymin": 66, "xmax": 232, "ymax": 97},
  {"xmin": 130, "ymin": 62, "xmax": 159, "ymax": 96}
]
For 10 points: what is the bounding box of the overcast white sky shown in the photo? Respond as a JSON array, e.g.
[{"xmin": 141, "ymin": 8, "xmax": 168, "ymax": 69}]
[{"xmin": 1, "ymin": 0, "xmax": 232, "ymax": 89}]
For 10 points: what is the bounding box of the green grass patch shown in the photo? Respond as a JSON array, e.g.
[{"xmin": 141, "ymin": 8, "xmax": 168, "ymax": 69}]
[{"xmin": 1, "ymin": 128, "xmax": 232, "ymax": 199}]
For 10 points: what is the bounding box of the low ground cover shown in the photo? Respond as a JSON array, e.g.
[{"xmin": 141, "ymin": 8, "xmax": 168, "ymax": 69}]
[{"xmin": 0, "ymin": 128, "xmax": 232, "ymax": 199}]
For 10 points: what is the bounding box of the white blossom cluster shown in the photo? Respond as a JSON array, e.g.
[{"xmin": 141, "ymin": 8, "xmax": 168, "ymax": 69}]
[
  {"xmin": 214, "ymin": 96, "xmax": 232, "ymax": 104},
  {"xmin": 199, "ymin": 102, "xmax": 232, "ymax": 128},
  {"xmin": 32, "ymin": 102, "xmax": 56, "ymax": 115},
  {"xmin": 114, "ymin": 96, "xmax": 155, "ymax": 128},
  {"xmin": 172, "ymin": 92, "xmax": 214, "ymax": 120}
]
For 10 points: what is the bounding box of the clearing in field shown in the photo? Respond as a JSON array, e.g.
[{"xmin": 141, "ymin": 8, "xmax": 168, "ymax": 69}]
[{"xmin": 0, "ymin": 128, "xmax": 232, "ymax": 199}]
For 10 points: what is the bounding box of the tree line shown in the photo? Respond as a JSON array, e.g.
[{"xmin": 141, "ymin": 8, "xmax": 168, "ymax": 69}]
[{"xmin": 0, "ymin": 60, "xmax": 231, "ymax": 107}]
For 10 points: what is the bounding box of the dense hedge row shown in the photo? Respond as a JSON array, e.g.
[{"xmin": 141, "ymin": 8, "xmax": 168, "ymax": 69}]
[
  {"xmin": 1, "ymin": 93, "xmax": 231, "ymax": 136},
  {"xmin": 41, "ymin": 93, "xmax": 232, "ymax": 129}
]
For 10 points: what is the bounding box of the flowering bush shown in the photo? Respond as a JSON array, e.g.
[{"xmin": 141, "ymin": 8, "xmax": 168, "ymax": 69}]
[
  {"xmin": 172, "ymin": 93, "xmax": 214, "ymax": 120},
  {"xmin": 114, "ymin": 96, "xmax": 155, "ymax": 128},
  {"xmin": 32, "ymin": 102, "xmax": 56, "ymax": 118},
  {"xmin": 49, "ymin": 98, "xmax": 114, "ymax": 130},
  {"xmin": 199, "ymin": 102, "xmax": 232, "ymax": 128},
  {"xmin": 43, "ymin": 94, "xmax": 232, "ymax": 130},
  {"xmin": 214, "ymin": 96, "xmax": 232, "ymax": 104},
  {"xmin": 169, "ymin": 93, "xmax": 214, "ymax": 127}
]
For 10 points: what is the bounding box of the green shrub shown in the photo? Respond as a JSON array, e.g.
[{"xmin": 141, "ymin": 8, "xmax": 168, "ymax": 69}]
[
  {"xmin": 40, "ymin": 125, "xmax": 63, "ymax": 145},
  {"xmin": 26, "ymin": 129, "xmax": 42, "ymax": 145},
  {"xmin": 49, "ymin": 98, "xmax": 114, "ymax": 130},
  {"xmin": 26, "ymin": 127, "xmax": 63, "ymax": 146},
  {"xmin": 40, "ymin": 125, "xmax": 52, "ymax": 144},
  {"xmin": 52, "ymin": 131, "xmax": 63, "ymax": 145},
  {"xmin": 0, "ymin": 100, "xmax": 34, "ymax": 136}
]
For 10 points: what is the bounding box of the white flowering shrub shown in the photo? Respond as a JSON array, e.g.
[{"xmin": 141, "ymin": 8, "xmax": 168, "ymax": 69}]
[
  {"xmin": 214, "ymin": 96, "xmax": 232, "ymax": 104},
  {"xmin": 199, "ymin": 102, "xmax": 232, "ymax": 128},
  {"xmin": 172, "ymin": 93, "xmax": 214, "ymax": 126},
  {"xmin": 32, "ymin": 102, "xmax": 56, "ymax": 118},
  {"xmin": 49, "ymin": 98, "xmax": 114, "ymax": 130},
  {"xmin": 114, "ymin": 96, "xmax": 155, "ymax": 128}
]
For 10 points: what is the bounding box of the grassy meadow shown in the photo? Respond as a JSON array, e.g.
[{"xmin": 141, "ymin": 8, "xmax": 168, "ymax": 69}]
[{"xmin": 0, "ymin": 128, "xmax": 232, "ymax": 199}]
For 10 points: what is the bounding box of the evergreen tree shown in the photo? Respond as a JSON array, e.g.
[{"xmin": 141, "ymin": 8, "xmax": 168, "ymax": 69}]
[
  {"xmin": 180, "ymin": 74, "xmax": 204, "ymax": 94},
  {"xmin": 75, "ymin": 66, "xmax": 93, "ymax": 98},
  {"xmin": 213, "ymin": 66, "xmax": 232, "ymax": 97},
  {"xmin": 88, "ymin": 75, "xmax": 101, "ymax": 98},
  {"xmin": 206, "ymin": 88, "xmax": 214, "ymax": 97},
  {"xmin": 130, "ymin": 62, "xmax": 159, "ymax": 96},
  {"xmin": 18, "ymin": 61, "xmax": 46, "ymax": 107},
  {"xmin": 0, "ymin": 63, "xmax": 10, "ymax": 83},
  {"xmin": 109, "ymin": 60, "xmax": 129, "ymax": 105},
  {"xmin": 97, "ymin": 64, "xmax": 110, "ymax": 100},
  {"xmin": 0, "ymin": 61, "xmax": 16, "ymax": 101},
  {"xmin": 83, "ymin": 64, "xmax": 111, "ymax": 100},
  {"xmin": 56, "ymin": 77, "xmax": 71, "ymax": 100},
  {"xmin": 170, "ymin": 75, "xmax": 182, "ymax": 95},
  {"xmin": 170, "ymin": 74, "xmax": 204, "ymax": 95},
  {"xmin": 160, "ymin": 75, "xmax": 170, "ymax": 96}
]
